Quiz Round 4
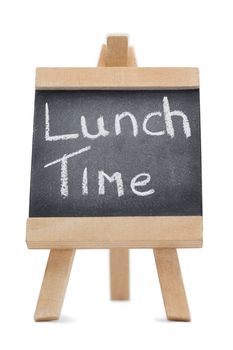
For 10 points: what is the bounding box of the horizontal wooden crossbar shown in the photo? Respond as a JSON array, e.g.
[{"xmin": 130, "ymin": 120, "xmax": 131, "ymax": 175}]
[
  {"xmin": 36, "ymin": 67, "xmax": 199, "ymax": 90},
  {"xmin": 26, "ymin": 216, "xmax": 202, "ymax": 249}
]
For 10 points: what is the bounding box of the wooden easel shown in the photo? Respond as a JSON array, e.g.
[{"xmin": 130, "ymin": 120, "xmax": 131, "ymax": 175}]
[{"xmin": 32, "ymin": 35, "xmax": 195, "ymax": 322}]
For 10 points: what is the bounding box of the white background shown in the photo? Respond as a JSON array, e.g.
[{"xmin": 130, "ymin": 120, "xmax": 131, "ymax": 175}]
[{"xmin": 0, "ymin": 0, "xmax": 232, "ymax": 349}]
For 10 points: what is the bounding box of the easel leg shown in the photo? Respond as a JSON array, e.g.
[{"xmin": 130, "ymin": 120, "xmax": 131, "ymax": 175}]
[
  {"xmin": 153, "ymin": 249, "xmax": 190, "ymax": 321},
  {"xmin": 34, "ymin": 249, "xmax": 75, "ymax": 321},
  {"xmin": 110, "ymin": 248, "xmax": 129, "ymax": 300}
]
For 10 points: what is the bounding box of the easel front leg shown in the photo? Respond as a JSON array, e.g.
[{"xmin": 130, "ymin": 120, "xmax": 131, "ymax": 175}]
[
  {"xmin": 110, "ymin": 248, "xmax": 129, "ymax": 300},
  {"xmin": 153, "ymin": 248, "xmax": 190, "ymax": 321},
  {"xmin": 34, "ymin": 249, "xmax": 75, "ymax": 321}
]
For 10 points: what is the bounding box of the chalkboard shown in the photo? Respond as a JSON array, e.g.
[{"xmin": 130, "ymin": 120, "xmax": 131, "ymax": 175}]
[{"xmin": 29, "ymin": 90, "xmax": 202, "ymax": 217}]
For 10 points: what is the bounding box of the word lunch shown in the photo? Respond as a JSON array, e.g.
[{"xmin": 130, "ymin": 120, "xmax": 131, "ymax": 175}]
[{"xmin": 45, "ymin": 96, "xmax": 191, "ymax": 141}]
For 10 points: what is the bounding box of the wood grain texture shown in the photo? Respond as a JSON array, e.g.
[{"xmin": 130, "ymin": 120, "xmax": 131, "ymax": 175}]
[
  {"xmin": 106, "ymin": 35, "xmax": 128, "ymax": 66},
  {"xmin": 97, "ymin": 46, "xmax": 137, "ymax": 67},
  {"xmin": 26, "ymin": 216, "xmax": 203, "ymax": 249},
  {"xmin": 110, "ymin": 248, "xmax": 129, "ymax": 300},
  {"xmin": 35, "ymin": 67, "xmax": 199, "ymax": 90},
  {"xmin": 127, "ymin": 47, "xmax": 137, "ymax": 66},
  {"xmin": 153, "ymin": 249, "xmax": 191, "ymax": 321},
  {"xmin": 98, "ymin": 45, "xmax": 107, "ymax": 66},
  {"xmin": 34, "ymin": 249, "xmax": 75, "ymax": 321}
]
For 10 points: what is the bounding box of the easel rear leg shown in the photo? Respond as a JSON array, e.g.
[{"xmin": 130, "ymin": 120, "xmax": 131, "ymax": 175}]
[{"xmin": 110, "ymin": 248, "xmax": 129, "ymax": 300}]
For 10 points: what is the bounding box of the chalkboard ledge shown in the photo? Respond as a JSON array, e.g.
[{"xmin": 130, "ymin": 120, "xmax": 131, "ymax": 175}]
[{"xmin": 26, "ymin": 216, "xmax": 202, "ymax": 249}]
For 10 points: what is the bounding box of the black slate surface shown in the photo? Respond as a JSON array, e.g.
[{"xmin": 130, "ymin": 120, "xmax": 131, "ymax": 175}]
[{"xmin": 29, "ymin": 90, "xmax": 202, "ymax": 217}]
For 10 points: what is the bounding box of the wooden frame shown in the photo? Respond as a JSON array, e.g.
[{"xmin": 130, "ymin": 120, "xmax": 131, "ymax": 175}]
[
  {"xmin": 27, "ymin": 216, "xmax": 202, "ymax": 249},
  {"xmin": 28, "ymin": 34, "xmax": 202, "ymax": 322},
  {"xmin": 27, "ymin": 63, "xmax": 202, "ymax": 250},
  {"xmin": 36, "ymin": 67, "xmax": 199, "ymax": 90}
]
